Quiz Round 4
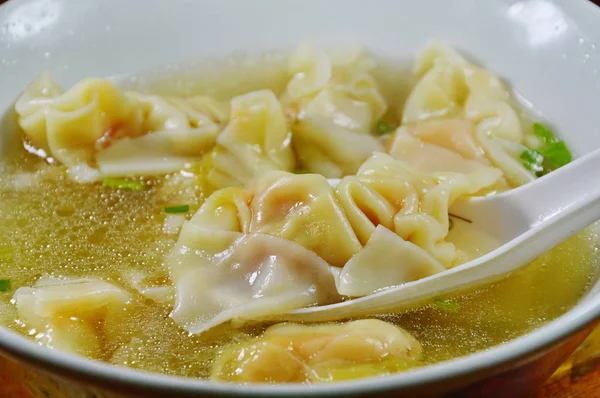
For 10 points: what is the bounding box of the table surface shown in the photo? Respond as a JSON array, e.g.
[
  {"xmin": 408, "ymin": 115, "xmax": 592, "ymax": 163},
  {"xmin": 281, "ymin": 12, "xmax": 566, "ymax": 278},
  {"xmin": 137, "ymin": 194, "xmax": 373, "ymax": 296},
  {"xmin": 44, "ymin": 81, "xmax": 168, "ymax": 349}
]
[
  {"xmin": 0, "ymin": 0, "xmax": 600, "ymax": 397},
  {"xmin": 535, "ymin": 325, "xmax": 600, "ymax": 397}
]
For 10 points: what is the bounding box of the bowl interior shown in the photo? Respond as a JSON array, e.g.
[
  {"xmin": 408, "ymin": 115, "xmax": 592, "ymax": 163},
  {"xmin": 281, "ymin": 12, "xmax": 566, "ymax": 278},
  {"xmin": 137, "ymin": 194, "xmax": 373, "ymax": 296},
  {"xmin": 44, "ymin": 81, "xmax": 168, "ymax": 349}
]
[{"xmin": 1, "ymin": 0, "xmax": 600, "ymax": 151}]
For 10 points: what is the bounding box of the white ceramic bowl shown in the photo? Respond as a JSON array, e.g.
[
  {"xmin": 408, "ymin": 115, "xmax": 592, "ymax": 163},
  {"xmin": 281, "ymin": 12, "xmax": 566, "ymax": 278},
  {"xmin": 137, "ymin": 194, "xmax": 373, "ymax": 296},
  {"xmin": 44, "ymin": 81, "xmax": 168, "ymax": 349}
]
[{"xmin": 1, "ymin": 0, "xmax": 600, "ymax": 397}]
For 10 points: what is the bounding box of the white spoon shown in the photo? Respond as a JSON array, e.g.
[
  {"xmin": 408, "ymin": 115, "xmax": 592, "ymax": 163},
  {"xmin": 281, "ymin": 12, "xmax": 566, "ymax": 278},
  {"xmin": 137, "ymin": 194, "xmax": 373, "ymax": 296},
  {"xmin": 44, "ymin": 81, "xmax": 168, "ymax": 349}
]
[{"xmin": 272, "ymin": 147, "xmax": 600, "ymax": 322}]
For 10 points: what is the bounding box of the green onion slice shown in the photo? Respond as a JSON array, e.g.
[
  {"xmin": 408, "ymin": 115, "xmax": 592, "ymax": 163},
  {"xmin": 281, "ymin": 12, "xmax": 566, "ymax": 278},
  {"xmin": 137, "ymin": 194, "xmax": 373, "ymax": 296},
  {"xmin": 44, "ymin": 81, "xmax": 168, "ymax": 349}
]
[
  {"xmin": 0, "ymin": 279, "xmax": 11, "ymax": 292},
  {"xmin": 540, "ymin": 141, "xmax": 572, "ymax": 170},
  {"xmin": 532, "ymin": 122, "xmax": 556, "ymax": 144},
  {"xmin": 432, "ymin": 298, "xmax": 460, "ymax": 313},
  {"xmin": 102, "ymin": 178, "xmax": 145, "ymax": 191},
  {"xmin": 165, "ymin": 205, "xmax": 190, "ymax": 214},
  {"xmin": 523, "ymin": 123, "xmax": 572, "ymax": 175},
  {"xmin": 376, "ymin": 120, "xmax": 395, "ymax": 135},
  {"xmin": 520, "ymin": 149, "xmax": 544, "ymax": 174}
]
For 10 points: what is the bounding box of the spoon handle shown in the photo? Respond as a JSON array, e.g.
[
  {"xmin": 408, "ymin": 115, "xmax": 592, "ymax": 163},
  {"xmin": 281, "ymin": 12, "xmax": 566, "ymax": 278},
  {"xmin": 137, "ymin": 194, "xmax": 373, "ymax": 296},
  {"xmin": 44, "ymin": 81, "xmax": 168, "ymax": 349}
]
[
  {"xmin": 509, "ymin": 147, "xmax": 600, "ymax": 228},
  {"xmin": 450, "ymin": 147, "xmax": 600, "ymax": 243},
  {"xmin": 278, "ymin": 150, "xmax": 600, "ymax": 322}
]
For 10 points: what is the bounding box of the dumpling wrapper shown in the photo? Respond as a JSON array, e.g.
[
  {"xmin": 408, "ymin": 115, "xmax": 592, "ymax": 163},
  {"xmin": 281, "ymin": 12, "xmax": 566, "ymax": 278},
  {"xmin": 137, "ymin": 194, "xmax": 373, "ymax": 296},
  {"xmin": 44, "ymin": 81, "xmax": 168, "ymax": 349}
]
[
  {"xmin": 95, "ymin": 93, "xmax": 227, "ymax": 175},
  {"xmin": 15, "ymin": 73, "xmax": 229, "ymax": 180},
  {"xmin": 208, "ymin": 89, "xmax": 295, "ymax": 189},
  {"xmin": 15, "ymin": 73, "xmax": 142, "ymax": 166},
  {"xmin": 282, "ymin": 43, "xmax": 386, "ymax": 178},
  {"xmin": 211, "ymin": 319, "xmax": 422, "ymax": 383},
  {"xmin": 337, "ymin": 225, "xmax": 446, "ymax": 297},
  {"xmin": 388, "ymin": 129, "xmax": 490, "ymax": 174},
  {"xmin": 406, "ymin": 119, "xmax": 488, "ymax": 161},
  {"xmin": 250, "ymin": 171, "xmax": 362, "ymax": 267},
  {"xmin": 401, "ymin": 42, "xmax": 535, "ymax": 187},
  {"xmin": 13, "ymin": 277, "xmax": 131, "ymax": 357},
  {"xmin": 166, "ymin": 154, "xmax": 502, "ymax": 333},
  {"xmin": 343, "ymin": 153, "xmax": 502, "ymax": 266},
  {"xmin": 94, "ymin": 93, "xmax": 228, "ymax": 177},
  {"xmin": 167, "ymin": 227, "xmax": 340, "ymax": 334}
]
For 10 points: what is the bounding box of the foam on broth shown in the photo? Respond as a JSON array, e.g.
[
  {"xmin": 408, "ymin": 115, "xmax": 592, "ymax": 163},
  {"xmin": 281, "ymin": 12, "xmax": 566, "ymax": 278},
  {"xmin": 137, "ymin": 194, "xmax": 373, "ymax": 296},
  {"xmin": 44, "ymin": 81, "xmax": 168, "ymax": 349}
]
[{"xmin": 0, "ymin": 51, "xmax": 597, "ymax": 379}]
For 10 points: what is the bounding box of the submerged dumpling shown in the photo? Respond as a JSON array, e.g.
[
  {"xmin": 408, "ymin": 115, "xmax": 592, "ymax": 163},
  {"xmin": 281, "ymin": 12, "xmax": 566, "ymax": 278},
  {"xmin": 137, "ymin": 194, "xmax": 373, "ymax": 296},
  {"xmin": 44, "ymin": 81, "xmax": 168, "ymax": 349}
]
[
  {"xmin": 15, "ymin": 73, "xmax": 228, "ymax": 180},
  {"xmin": 282, "ymin": 43, "xmax": 387, "ymax": 177},
  {"xmin": 208, "ymin": 90, "xmax": 295, "ymax": 189},
  {"xmin": 13, "ymin": 277, "xmax": 130, "ymax": 358},
  {"xmin": 15, "ymin": 73, "xmax": 142, "ymax": 167},
  {"xmin": 399, "ymin": 42, "xmax": 534, "ymax": 187},
  {"xmin": 96, "ymin": 92, "xmax": 228, "ymax": 177},
  {"xmin": 211, "ymin": 319, "xmax": 422, "ymax": 383},
  {"xmin": 122, "ymin": 268, "xmax": 174, "ymax": 306}
]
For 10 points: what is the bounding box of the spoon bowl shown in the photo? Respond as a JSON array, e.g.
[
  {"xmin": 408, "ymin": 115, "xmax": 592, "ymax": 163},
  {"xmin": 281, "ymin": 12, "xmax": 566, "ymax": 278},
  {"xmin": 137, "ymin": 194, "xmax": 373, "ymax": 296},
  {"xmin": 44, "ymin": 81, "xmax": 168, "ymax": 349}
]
[{"xmin": 264, "ymin": 147, "xmax": 600, "ymax": 322}]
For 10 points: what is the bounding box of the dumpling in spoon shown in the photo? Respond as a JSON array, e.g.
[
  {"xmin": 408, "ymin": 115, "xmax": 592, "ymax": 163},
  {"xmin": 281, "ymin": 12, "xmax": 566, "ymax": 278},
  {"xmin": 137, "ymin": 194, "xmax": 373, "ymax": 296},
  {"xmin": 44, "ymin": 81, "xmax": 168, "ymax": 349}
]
[{"xmin": 166, "ymin": 153, "xmax": 502, "ymax": 333}]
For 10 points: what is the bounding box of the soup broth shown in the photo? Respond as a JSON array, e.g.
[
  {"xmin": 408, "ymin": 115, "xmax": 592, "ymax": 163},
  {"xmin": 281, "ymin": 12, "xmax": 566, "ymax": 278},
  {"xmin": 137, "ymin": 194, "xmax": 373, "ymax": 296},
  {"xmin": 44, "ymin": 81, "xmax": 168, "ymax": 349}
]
[{"xmin": 0, "ymin": 42, "xmax": 597, "ymax": 383}]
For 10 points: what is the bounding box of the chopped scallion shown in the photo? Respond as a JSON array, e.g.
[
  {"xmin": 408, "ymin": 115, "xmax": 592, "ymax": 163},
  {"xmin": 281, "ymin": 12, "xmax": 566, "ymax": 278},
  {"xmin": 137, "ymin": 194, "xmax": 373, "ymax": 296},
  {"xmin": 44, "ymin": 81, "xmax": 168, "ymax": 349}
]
[
  {"xmin": 540, "ymin": 141, "xmax": 572, "ymax": 171},
  {"xmin": 0, "ymin": 279, "xmax": 11, "ymax": 292},
  {"xmin": 532, "ymin": 122, "xmax": 556, "ymax": 144},
  {"xmin": 432, "ymin": 298, "xmax": 460, "ymax": 313},
  {"xmin": 376, "ymin": 120, "xmax": 395, "ymax": 135},
  {"xmin": 520, "ymin": 149, "xmax": 544, "ymax": 174},
  {"xmin": 102, "ymin": 178, "xmax": 145, "ymax": 191},
  {"xmin": 523, "ymin": 123, "xmax": 573, "ymax": 176},
  {"xmin": 165, "ymin": 205, "xmax": 190, "ymax": 214}
]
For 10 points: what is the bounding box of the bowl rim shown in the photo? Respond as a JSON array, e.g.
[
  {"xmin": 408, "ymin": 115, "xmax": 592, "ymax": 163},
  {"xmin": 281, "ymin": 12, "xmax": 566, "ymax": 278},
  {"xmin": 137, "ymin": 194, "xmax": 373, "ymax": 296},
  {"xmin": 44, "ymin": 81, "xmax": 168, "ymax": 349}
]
[
  {"xmin": 1, "ymin": 0, "xmax": 600, "ymax": 395},
  {"xmin": 1, "ymin": 290, "xmax": 599, "ymax": 396}
]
